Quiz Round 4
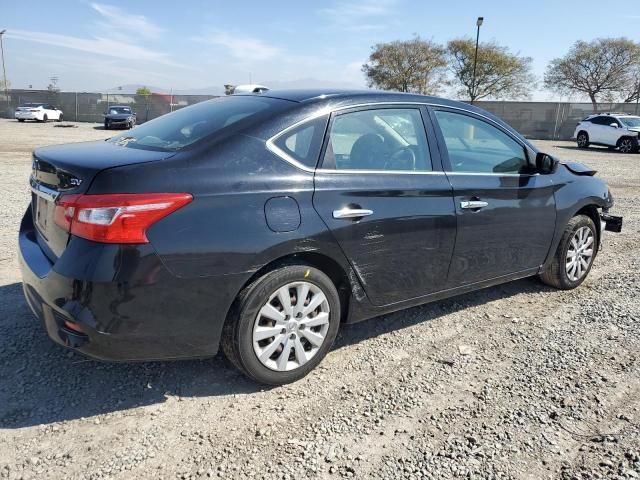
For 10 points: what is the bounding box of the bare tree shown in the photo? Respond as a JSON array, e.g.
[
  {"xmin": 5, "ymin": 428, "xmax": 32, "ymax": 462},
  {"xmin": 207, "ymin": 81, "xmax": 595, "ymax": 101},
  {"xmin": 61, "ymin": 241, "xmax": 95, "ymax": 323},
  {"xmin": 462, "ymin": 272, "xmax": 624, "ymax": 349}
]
[
  {"xmin": 447, "ymin": 39, "xmax": 535, "ymax": 102},
  {"xmin": 362, "ymin": 36, "xmax": 448, "ymax": 95},
  {"xmin": 544, "ymin": 38, "xmax": 639, "ymax": 110}
]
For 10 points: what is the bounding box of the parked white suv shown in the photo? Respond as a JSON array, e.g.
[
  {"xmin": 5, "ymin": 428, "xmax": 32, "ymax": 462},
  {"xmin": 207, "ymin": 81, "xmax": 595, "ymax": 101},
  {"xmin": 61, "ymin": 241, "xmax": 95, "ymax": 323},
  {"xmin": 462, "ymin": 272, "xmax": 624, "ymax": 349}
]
[
  {"xmin": 15, "ymin": 103, "xmax": 63, "ymax": 123},
  {"xmin": 574, "ymin": 113, "xmax": 640, "ymax": 153}
]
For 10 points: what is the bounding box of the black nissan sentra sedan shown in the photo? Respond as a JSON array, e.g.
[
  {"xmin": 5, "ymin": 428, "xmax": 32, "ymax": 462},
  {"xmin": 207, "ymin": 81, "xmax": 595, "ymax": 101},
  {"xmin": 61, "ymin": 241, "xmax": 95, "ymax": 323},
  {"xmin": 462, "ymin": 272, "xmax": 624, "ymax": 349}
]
[{"xmin": 19, "ymin": 90, "xmax": 622, "ymax": 385}]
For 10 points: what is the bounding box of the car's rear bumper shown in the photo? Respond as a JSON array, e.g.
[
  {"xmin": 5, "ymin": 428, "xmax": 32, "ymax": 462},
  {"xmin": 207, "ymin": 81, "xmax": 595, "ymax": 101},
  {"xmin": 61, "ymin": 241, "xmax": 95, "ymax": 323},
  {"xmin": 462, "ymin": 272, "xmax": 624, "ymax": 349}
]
[
  {"xmin": 15, "ymin": 112, "xmax": 39, "ymax": 120},
  {"xmin": 18, "ymin": 208, "xmax": 248, "ymax": 361}
]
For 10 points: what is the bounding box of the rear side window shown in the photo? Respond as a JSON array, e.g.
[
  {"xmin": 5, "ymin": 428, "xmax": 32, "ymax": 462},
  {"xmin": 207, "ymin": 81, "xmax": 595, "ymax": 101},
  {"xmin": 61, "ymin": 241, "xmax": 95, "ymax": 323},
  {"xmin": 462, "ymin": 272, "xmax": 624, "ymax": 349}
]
[
  {"xmin": 108, "ymin": 96, "xmax": 293, "ymax": 152},
  {"xmin": 321, "ymin": 108, "xmax": 432, "ymax": 172},
  {"xmin": 271, "ymin": 115, "xmax": 328, "ymax": 168},
  {"xmin": 434, "ymin": 110, "xmax": 528, "ymax": 174}
]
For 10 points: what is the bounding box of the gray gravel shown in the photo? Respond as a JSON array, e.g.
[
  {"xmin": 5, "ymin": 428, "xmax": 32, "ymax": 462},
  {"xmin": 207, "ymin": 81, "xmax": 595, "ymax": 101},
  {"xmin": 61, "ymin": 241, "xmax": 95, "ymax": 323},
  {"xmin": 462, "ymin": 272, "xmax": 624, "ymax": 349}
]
[{"xmin": 0, "ymin": 119, "xmax": 638, "ymax": 479}]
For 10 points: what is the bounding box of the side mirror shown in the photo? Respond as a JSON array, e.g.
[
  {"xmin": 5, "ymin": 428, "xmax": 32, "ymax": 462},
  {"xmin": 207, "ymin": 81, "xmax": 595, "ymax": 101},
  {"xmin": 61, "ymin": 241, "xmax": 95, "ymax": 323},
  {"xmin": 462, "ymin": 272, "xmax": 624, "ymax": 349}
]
[
  {"xmin": 536, "ymin": 152, "xmax": 558, "ymax": 175},
  {"xmin": 610, "ymin": 123, "xmax": 618, "ymax": 128}
]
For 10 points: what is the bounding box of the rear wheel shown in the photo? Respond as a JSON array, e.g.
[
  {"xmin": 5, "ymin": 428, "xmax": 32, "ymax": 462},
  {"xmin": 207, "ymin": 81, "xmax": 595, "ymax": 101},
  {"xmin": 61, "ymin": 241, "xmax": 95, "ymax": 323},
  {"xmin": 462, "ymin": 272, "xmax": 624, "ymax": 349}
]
[
  {"xmin": 539, "ymin": 214, "xmax": 597, "ymax": 290},
  {"xmin": 17, "ymin": 119, "xmax": 25, "ymax": 122},
  {"xmin": 222, "ymin": 265, "xmax": 341, "ymax": 385},
  {"xmin": 58, "ymin": 114, "xmax": 63, "ymax": 122},
  {"xmin": 576, "ymin": 131, "xmax": 589, "ymax": 149},
  {"xmin": 42, "ymin": 114, "xmax": 48, "ymax": 123}
]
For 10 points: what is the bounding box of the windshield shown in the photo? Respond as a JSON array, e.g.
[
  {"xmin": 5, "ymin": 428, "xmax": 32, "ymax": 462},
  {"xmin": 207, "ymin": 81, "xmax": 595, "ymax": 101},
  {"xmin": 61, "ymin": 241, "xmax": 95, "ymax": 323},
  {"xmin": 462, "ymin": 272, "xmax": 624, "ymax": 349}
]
[
  {"xmin": 620, "ymin": 116, "xmax": 640, "ymax": 128},
  {"xmin": 108, "ymin": 96, "xmax": 291, "ymax": 151},
  {"xmin": 108, "ymin": 107, "xmax": 131, "ymax": 114}
]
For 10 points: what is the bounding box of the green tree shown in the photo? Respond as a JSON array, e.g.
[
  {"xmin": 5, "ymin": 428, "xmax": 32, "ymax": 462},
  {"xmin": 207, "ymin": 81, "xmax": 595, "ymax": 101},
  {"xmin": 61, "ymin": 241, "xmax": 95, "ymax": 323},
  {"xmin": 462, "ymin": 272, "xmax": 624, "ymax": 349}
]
[
  {"xmin": 362, "ymin": 36, "xmax": 448, "ymax": 95},
  {"xmin": 447, "ymin": 39, "xmax": 535, "ymax": 102},
  {"xmin": 136, "ymin": 86, "xmax": 152, "ymax": 96},
  {"xmin": 544, "ymin": 38, "xmax": 639, "ymax": 109}
]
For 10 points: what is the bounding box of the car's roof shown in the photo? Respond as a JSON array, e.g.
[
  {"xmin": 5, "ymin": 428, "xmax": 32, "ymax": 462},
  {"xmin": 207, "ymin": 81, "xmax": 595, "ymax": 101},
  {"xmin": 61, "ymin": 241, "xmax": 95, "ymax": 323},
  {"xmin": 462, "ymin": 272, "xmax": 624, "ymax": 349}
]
[
  {"xmin": 233, "ymin": 88, "xmax": 474, "ymax": 110},
  {"xmin": 587, "ymin": 112, "xmax": 638, "ymax": 118}
]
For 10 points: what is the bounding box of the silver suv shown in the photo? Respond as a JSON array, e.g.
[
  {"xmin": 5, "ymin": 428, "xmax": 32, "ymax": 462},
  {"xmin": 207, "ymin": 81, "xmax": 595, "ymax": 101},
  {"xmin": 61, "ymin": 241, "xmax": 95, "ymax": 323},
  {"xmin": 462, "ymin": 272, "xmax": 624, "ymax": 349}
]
[{"xmin": 574, "ymin": 113, "xmax": 640, "ymax": 153}]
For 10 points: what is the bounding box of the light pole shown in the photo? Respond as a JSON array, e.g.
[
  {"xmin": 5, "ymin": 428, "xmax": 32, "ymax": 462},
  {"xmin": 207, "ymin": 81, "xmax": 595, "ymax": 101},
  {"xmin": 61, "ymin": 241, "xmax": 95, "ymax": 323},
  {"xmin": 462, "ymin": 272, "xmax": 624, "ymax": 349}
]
[
  {"xmin": 471, "ymin": 17, "xmax": 483, "ymax": 104},
  {"xmin": 0, "ymin": 30, "xmax": 9, "ymax": 114}
]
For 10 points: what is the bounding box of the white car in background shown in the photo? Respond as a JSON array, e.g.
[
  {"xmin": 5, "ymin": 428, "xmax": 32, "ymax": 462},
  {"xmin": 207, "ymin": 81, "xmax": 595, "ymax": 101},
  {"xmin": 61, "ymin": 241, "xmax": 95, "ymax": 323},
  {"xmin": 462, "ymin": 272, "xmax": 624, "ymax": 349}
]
[
  {"xmin": 15, "ymin": 103, "xmax": 64, "ymax": 123},
  {"xmin": 574, "ymin": 113, "xmax": 640, "ymax": 153}
]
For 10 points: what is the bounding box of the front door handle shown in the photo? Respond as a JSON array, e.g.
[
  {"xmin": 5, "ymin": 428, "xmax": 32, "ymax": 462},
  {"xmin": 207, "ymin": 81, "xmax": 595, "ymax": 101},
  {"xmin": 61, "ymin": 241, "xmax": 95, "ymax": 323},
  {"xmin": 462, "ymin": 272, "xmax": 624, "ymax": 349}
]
[
  {"xmin": 332, "ymin": 208, "xmax": 374, "ymax": 219},
  {"xmin": 460, "ymin": 200, "xmax": 489, "ymax": 210}
]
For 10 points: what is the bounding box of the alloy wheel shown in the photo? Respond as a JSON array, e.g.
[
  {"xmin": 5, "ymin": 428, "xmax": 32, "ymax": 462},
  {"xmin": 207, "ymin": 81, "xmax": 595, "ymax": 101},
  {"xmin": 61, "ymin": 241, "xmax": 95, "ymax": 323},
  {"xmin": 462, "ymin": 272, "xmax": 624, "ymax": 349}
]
[
  {"xmin": 252, "ymin": 281, "xmax": 330, "ymax": 372},
  {"xmin": 619, "ymin": 139, "xmax": 634, "ymax": 153},
  {"xmin": 565, "ymin": 226, "xmax": 595, "ymax": 282},
  {"xmin": 577, "ymin": 134, "xmax": 588, "ymax": 147}
]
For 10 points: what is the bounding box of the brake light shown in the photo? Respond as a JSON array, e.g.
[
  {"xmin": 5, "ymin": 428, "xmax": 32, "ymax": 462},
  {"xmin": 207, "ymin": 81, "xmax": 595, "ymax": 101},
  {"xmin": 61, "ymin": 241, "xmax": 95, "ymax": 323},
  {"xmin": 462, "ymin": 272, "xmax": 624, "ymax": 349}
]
[{"xmin": 54, "ymin": 193, "xmax": 192, "ymax": 244}]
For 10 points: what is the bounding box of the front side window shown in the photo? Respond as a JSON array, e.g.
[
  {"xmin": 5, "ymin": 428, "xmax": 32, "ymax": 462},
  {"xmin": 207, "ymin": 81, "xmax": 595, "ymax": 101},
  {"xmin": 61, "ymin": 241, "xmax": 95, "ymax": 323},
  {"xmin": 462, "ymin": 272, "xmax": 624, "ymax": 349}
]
[
  {"xmin": 108, "ymin": 96, "xmax": 292, "ymax": 152},
  {"xmin": 322, "ymin": 108, "xmax": 432, "ymax": 172},
  {"xmin": 434, "ymin": 110, "xmax": 528, "ymax": 174}
]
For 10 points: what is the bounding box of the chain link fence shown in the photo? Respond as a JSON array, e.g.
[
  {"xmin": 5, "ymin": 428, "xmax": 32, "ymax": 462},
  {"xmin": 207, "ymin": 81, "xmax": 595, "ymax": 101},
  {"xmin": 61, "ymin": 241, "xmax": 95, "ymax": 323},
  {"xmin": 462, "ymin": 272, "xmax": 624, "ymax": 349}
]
[
  {"xmin": 0, "ymin": 89, "xmax": 217, "ymax": 124},
  {"xmin": 474, "ymin": 101, "xmax": 640, "ymax": 140},
  {"xmin": 2, "ymin": 90, "xmax": 640, "ymax": 140}
]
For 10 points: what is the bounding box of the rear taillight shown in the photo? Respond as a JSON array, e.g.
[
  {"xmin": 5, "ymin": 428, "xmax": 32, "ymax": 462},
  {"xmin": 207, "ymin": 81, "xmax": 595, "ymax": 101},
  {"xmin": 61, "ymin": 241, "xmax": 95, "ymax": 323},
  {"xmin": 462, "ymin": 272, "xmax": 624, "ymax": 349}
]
[
  {"xmin": 29, "ymin": 109, "xmax": 39, "ymax": 112},
  {"xmin": 54, "ymin": 193, "xmax": 192, "ymax": 244}
]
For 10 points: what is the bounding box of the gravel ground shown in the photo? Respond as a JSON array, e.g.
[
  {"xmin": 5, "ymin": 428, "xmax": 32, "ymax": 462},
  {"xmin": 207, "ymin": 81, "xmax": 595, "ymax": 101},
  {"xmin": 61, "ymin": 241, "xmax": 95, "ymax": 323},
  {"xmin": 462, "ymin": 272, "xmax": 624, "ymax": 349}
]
[{"xmin": 0, "ymin": 118, "xmax": 638, "ymax": 480}]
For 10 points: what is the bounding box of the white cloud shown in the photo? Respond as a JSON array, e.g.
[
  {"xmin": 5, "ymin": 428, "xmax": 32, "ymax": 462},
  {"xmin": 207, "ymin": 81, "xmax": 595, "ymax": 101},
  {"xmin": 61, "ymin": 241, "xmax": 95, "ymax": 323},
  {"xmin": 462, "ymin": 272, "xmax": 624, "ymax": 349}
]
[
  {"xmin": 194, "ymin": 32, "xmax": 281, "ymax": 62},
  {"xmin": 6, "ymin": 29, "xmax": 179, "ymax": 66},
  {"xmin": 91, "ymin": 3, "xmax": 163, "ymax": 39},
  {"xmin": 319, "ymin": 0, "xmax": 399, "ymax": 27}
]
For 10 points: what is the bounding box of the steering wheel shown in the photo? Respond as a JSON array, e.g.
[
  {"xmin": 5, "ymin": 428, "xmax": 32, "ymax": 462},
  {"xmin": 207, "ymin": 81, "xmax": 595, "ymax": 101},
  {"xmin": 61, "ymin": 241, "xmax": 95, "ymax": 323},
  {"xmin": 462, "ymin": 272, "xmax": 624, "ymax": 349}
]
[{"xmin": 385, "ymin": 146, "xmax": 416, "ymax": 171}]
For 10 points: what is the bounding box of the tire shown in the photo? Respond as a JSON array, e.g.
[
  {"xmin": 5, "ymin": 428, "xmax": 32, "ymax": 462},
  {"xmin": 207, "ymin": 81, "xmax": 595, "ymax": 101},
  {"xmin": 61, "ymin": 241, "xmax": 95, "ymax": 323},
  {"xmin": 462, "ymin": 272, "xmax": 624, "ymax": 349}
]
[
  {"xmin": 539, "ymin": 214, "xmax": 598, "ymax": 290},
  {"xmin": 104, "ymin": 121, "xmax": 110, "ymax": 130},
  {"xmin": 17, "ymin": 119, "xmax": 24, "ymax": 122},
  {"xmin": 222, "ymin": 265, "xmax": 341, "ymax": 385},
  {"xmin": 42, "ymin": 114, "xmax": 48, "ymax": 123},
  {"xmin": 617, "ymin": 137, "xmax": 638, "ymax": 154},
  {"xmin": 58, "ymin": 114, "xmax": 63, "ymax": 122},
  {"xmin": 576, "ymin": 131, "xmax": 589, "ymax": 149}
]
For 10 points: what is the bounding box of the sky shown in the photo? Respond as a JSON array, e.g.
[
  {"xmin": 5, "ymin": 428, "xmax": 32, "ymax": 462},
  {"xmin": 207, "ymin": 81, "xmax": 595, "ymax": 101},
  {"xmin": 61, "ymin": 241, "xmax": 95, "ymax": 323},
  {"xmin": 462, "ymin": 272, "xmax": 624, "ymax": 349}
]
[{"xmin": 2, "ymin": 0, "xmax": 639, "ymax": 99}]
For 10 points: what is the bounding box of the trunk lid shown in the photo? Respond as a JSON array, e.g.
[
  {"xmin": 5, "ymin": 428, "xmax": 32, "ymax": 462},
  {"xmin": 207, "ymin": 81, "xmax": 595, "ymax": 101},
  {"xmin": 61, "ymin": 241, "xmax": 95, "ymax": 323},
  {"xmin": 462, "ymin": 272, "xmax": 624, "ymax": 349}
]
[{"xmin": 30, "ymin": 140, "xmax": 175, "ymax": 260}]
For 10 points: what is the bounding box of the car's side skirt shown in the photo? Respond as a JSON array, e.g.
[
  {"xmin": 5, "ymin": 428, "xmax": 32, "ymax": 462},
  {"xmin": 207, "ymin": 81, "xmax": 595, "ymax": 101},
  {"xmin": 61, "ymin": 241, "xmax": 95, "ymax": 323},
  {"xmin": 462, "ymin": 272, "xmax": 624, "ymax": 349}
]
[{"xmin": 345, "ymin": 267, "xmax": 540, "ymax": 324}]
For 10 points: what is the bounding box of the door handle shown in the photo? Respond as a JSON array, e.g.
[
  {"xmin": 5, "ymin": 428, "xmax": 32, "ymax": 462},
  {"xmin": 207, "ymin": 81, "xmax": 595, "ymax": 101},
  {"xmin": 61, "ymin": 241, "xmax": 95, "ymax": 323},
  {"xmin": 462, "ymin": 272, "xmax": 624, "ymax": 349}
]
[
  {"xmin": 460, "ymin": 200, "xmax": 489, "ymax": 210},
  {"xmin": 332, "ymin": 208, "xmax": 374, "ymax": 219}
]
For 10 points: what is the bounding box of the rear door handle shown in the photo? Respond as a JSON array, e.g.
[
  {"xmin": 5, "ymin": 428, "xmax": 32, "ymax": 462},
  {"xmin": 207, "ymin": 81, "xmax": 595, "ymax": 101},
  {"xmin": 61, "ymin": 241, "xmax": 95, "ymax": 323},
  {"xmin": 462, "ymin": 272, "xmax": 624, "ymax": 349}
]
[
  {"xmin": 460, "ymin": 200, "xmax": 489, "ymax": 210},
  {"xmin": 332, "ymin": 208, "xmax": 374, "ymax": 219}
]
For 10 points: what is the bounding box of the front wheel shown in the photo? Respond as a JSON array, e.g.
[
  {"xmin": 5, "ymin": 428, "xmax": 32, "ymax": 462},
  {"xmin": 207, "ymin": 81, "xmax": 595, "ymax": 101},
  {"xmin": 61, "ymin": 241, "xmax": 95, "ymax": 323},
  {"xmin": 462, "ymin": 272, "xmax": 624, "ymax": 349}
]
[
  {"xmin": 104, "ymin": 121, "xmax": 110, "ymax": 130},
  {"xmin": 58, "ymin": 114, "xmax": 63, "ymax": 122},
  {"xmin": 539, "ymin": 214, "xmax": 597, "ymax": 290},
  {"xmin": 222, "ymin": 265, "xmax": 341, "ymax": 385},
  {"xmin": 618, "ymin": 137, "xmax": 638, "ymax": 154},
  {"xmin": 41, "ymin": 114, "xmax": 48, "ymax": 123}
]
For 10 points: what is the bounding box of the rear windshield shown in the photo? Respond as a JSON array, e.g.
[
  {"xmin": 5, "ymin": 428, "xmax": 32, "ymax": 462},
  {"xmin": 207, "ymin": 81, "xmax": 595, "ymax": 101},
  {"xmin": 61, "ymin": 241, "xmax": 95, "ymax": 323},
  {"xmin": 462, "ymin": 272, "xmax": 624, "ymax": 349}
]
[
  {"xmin": 19, "ymin": 103, "xmax": 44, "ymax": 108},
  {"xmin": 108, "ymin": 96, "xmax": 292, "ymax": 151}
]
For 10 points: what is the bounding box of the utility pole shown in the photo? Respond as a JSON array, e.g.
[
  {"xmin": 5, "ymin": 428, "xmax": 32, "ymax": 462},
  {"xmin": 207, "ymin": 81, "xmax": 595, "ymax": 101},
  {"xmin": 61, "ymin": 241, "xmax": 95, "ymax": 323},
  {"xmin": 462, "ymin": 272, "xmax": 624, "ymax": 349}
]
[
  {"xmin": 471, "ymin": 17, "xmax": 483, "ymax": 104},
  {"xmin": 0, "ymin": 30, "xmax": 9, "ymax": 114}
]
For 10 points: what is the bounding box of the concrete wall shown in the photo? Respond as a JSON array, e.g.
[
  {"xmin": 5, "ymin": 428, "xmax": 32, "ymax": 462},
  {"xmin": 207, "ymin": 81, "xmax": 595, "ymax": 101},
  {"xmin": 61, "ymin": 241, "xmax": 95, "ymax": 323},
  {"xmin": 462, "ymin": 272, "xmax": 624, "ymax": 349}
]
[{"xmin": 2, "ymin": 90, "xmax": 640, "ymax": 140}]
